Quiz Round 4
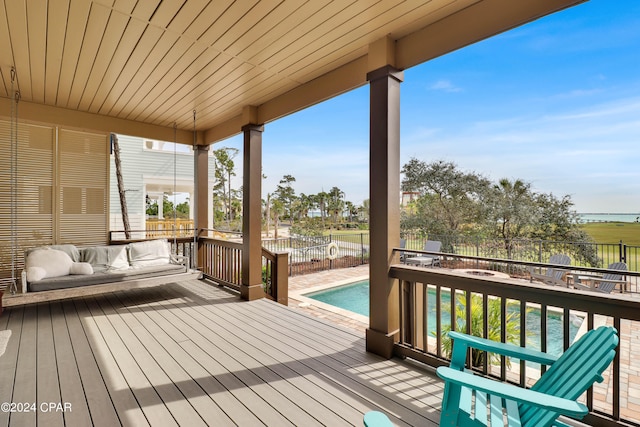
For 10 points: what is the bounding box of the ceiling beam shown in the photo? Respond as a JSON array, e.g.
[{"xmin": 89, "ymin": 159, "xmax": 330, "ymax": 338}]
[
  {"xmin": 0, "ymin": 97, "xmax": 201, "ymax": 145},
  {"xmin": 204, "ymin": 56, "xmax": 368, "ymax": 145}
]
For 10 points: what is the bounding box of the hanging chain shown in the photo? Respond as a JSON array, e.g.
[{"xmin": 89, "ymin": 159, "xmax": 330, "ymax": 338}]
[
  {"xmin": 173, "ymin": 122, "xmax": 178, "ymax": 249},
  {"xmin": 9, "ymin": 67, "xmax": 20, "ymax": 294},
  {"xmin": 192, "ymin": 110, "xmax": 197, "ymax": 269}
]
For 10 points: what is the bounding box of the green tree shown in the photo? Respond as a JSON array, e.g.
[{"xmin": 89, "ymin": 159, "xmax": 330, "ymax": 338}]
[
  {"xmin": 275, "ymin": 174, "xmax": 296, "ymax": 224},
  {"xmin": 176, "ymin": 198, "xmax": 190, "ymax": 219},
  {"xmin": 401, "ymin": 159, "xmax": 597, "ymax": 265},
  {"xmin": 162, "ymin": 195, "xmax": 175, "ymax": 218},
  {"xmin": 145, "ymin": 196, "xmax": 158, "ymax": 216},
  {"xmin": 401, "ymin": 159, "xmax": 490, "ymax": 237},
  {"xmin": 359, "ymin": 199, "xmax": 370, "ymax": 223},
  {"xmin": 532, "ymin": 192, "xmax": 599, "ymax": 266},
  {"xmin": 345, "ymin": 201, "xmax": 356, "ymax": 223},
  {"xmin": 484, "ymin": 179, "xmax": 537, "ymax": 257},
  {"xmin": 313, "ymin": 191, "xmax": 329, "ymax": 227},
  {"xmin": 263, "ymin": 193, "xmax": 272, "ymax": 237},
  {"xmin": 296, "ymin": 193, "xmax": 313, "ymax": 222},
  {"xmin": 481, "ymin": 179, "xmax": 598, "ymax": 264},
  {"xmin": 327, "ymin": 186, "xmax": 345, "ymax": 226},
  {"xmin": 271, "ymin": 198, "xmax": 285, "ymax": 239},
  {"xmin": 212, "ymin": 147, "xmax": 239, "ymax": 226}
]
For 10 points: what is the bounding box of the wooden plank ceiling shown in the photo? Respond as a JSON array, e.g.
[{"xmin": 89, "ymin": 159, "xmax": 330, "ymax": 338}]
[{"xmin": 0, "ymin": 0, "xmax": 584, "ymax": 144}]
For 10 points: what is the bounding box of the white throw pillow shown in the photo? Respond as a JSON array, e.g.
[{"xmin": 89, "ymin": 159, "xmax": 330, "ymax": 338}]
[
  {"xmin": 26, "ymin": 266, "xmax": 47, "ymax": 282},
  {"xmin": 70, "ymin": 262, "xmax": 94, "ymax": 275},
  {"xmin": 128, "ymin": 239, "xmax": 171, "ymax": 268},
  {"xmin": 108, "ymin": 246, "xmax": 130, "ymax": 270},
  {"xmin": 25, "ymin": 249, "xmax": 73, "ymax": 281}
]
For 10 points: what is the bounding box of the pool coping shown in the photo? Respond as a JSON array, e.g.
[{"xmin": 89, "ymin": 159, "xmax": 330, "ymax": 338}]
[{"xmin": 289, "ymin": 274, "xmax": 370, "ymax": 325}]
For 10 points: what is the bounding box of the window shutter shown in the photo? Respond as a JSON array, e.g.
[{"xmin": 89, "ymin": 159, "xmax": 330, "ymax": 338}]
[
  {"xmin": 58, "ymin": 129, "xmax": 109, "ymax": 245},
  {"xmin": 0, "ymin": 122, "xmax": 109, "ymax": 289},
  {"xmin": 0, "ymin": 121, "xmax": 55, "ymax": 289}
]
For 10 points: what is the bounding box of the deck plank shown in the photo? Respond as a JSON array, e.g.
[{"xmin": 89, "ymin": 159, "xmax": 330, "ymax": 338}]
[
  {"xmin": 246, "ymin": 296, "xmax": 444, "ymax": 416},
  {"xmin": 69, "ymin": 298, "xmax": 150, "ymax": 427},
  {"xmin": 61, "ymin": 299, "xmax": 122, "ymax": 427},
  {"xmin": 130, "ymin": 288, "xmax": 299, "ymax": 426},
  {"xmin": 0, "ymin": 279, "xmax": 444, "ymax": 426},
  {"xmin": 10, "ymin": 303, "xmax": 37, "ymax": 426},
  {"xmin": 159, "ymin": 281, "xmax": 439, "ymax": 426},
  {"xmin": 100, "ymin": 291, "xmax": 233, "ymax": 426},
  {"xmin": 0, "ymin": 306, "xmax": 24, "ymax": 427},
  {"xmin": 91, "ymin": 293, "xmax": 208, "ymax": 427},
  {"xmin": 49, "ymin": 302, "xmax": 94, "ymax": 426},
  {"xmin": 177, "ymin": 282, "xmax": 440, "ymax": 425},
  {"xmin": 81, "ymin": 297, "xmax": 178, "ymax": 426},
  {"xmin": 114, "ymin": 287, "xmax": 266, "ymax": 426},
  {"xmin": 36, "ymin": 303, "xmax": 64, "ymax": 427},
  {"xmin": 139, "ymin": 285, "xmax": 356, "ymax": 426},
  {"xmin": 154, "ymin": 285, "xmax": 371, "ymax": 424}
]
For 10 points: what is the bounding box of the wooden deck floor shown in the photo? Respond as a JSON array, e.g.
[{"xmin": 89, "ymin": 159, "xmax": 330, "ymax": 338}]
[{"xmin": 0, "ymin": 279, "xmax": 442, "ymax": 426}]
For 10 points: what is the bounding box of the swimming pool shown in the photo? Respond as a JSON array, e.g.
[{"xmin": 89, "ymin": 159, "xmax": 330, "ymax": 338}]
[{"xmin": 305, "ymin": 280, "xmax": 582, "ymax": 357}]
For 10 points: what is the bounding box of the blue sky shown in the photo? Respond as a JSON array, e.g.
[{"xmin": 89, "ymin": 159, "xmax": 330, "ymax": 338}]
[{"xmin": 221, "ymin": 0, "xmax": 640, "ymax": 213}]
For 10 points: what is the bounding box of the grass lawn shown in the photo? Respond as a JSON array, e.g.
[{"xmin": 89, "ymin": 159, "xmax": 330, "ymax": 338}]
[
  {"xmin": 319, "ymin": 223, "xmax": 640, "ymax": 246},
  {"xmin": 581, "ymin": 222, "xmax": 640, "ymax": 245}
]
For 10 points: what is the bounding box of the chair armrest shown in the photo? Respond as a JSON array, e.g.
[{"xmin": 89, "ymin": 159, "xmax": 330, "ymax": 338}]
[
  {"xmin": 171, "ymin": 255, "xmax": 190, "ymax": 270},
  {"xmin": 363, "ymin": 411, "xmax": 394, "ymax": 427},
  {"xmin": 449, "ymin": 331, "xmax": 558, "ymax": 366},
  {"xmin": 569, "ymin": 274, "xmax": 625, "ymax": 284},
  {"xmin": 592, "ymin": 277, "xmax": 626, "ymax": 284},
  {"xmin": 436, "ymin": 367, "xmax": 588, "ymax": 417}
]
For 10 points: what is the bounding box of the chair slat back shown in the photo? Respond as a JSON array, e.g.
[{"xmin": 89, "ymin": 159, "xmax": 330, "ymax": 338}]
[
  {"xmin": 597, "ymin": 281, "xmax": 617, "ymax": 293},
  {"xmin": 545, "ymin": 254, "xmax": 571, "ymax": 279},
  {"xmin": 549, "ymin": 254, "xmax": 571, "ymax": 265},
  {"xmin": 424, "ymin": 240, "xmax": 442, "ymax": 252},
  {"xmin": 603, "ymin": 262, "xmax": 627, "ymax": 281},
  {"xmin": 520, "ymin": 326, "xmax": 618, "ymax": 426}
]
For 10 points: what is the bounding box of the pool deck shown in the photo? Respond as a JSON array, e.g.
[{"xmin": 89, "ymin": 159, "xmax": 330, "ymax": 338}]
[{"xmin": 288, "ymin": 265, "xmax": 640, "ymax": 423}]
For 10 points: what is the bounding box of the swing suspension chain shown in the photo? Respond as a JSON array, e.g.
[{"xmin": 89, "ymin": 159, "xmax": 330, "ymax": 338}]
[{"xmin": 9, "ymin": 67, "xmax": 20, "ymax": 294}]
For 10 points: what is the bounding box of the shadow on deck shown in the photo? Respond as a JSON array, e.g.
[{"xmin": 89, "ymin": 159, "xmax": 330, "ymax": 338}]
[{"xmin": 0, "ymin": 278, "xmax": 442, "ymax": 426}]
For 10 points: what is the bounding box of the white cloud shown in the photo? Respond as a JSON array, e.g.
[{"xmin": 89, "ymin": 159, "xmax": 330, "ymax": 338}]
[
  {"xmin": 400, "ymin": 96, "xmax": 640, "ymax": 212},
  {"xmin": 429, "ymin": 80, "xmax": 462, "ymax": 92}
]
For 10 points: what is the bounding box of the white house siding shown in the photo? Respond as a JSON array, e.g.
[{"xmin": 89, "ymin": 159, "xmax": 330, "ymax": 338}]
[{"xmin": 109, "ymin": 134, "xmax": 216, "ymax": 237}]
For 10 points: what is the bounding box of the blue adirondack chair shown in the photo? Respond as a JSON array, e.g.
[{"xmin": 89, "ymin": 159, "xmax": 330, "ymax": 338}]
[
  {"xmin": 437, "ymin": 326, "xmax": 618, "ymax": 426},
  {"xmin": 363, "ymin": 326, "xmax": 618, "ymax": 427}
]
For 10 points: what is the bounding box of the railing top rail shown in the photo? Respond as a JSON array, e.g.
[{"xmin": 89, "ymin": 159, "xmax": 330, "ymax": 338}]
[
  {"xmin": 392, "ymin": 248, "xmax": 640, "ymax": 278},
  {"xmin": 202, "ymin": 228, "xmax": 243, "ymax": 236},
  {"xmin": 262, "ymin": 245, "xmax": 278, "ymax": 261},
  {"xmin": 199, "ymin": 236, "xmax": 243, "ymax": 249},
  {"xmin": 108, "ymin": 236, "xmax": 195, "ymax": 245}
]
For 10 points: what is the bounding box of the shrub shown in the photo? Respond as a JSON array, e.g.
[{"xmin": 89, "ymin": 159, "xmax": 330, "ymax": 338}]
[{"xmin": 439, "ymin": 293, "xmax": 524, "ymax": 367}]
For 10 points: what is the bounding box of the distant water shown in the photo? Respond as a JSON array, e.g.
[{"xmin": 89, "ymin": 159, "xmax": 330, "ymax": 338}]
[{"xmin": 579, "ymin": 213, "xmax": 640, "ymax": 223}]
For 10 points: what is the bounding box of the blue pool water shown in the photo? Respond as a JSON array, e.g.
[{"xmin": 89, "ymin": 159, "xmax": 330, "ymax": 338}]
[{"xmin": 305, "ymin": 280, "xmax": 581, "ymax": 357}]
